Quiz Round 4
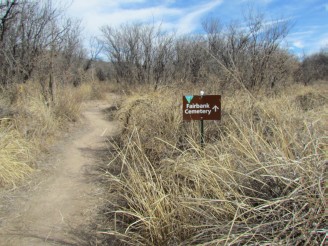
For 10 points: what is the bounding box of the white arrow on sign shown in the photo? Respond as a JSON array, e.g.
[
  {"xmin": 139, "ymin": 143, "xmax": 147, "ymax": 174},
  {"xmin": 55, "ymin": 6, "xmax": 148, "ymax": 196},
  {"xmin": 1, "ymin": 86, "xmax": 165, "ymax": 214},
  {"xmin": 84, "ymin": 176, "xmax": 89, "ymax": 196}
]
[{"xmin": 212, "ymin": 105, "xmax": 219, "ymax": 112}]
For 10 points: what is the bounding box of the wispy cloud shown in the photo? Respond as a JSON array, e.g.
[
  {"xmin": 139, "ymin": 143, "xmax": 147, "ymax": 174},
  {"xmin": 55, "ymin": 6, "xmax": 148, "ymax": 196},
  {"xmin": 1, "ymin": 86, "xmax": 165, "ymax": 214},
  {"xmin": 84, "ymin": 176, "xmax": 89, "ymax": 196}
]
[
  {"xmin": 66, "ymin": 0, "xmax": 328, "ymax": 55},
  {"xmin": 176, "ymin": 0, "xmax": 224, "ymax": 34},
  {"xmin": 68, "ymin": 0, "xmax": 223, "ymax": 37},
  {"xmin": 292, "ymin": 40, "xmax": 304, "ymax": 49},
  {"xmin": 318, "ymin": 35, "xmax": 328, "ymax": 47},
  {"xmin": 287, "ymin": 29, "xmax": 314, "ymax": 51},
  {"xmin": 68, "ymin": 0, "xmax": 180, "ymax": 36},
  {"xmin": 288, "ymin": 24, "xmax": 328, "ymax": 54}
]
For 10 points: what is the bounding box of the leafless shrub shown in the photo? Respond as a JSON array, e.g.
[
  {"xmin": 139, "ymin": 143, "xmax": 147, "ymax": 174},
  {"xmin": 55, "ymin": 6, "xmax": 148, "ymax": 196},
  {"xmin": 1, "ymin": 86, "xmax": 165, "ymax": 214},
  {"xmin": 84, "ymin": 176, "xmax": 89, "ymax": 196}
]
[
  {"xmin": 203, "ymin": 11, "xmax": 294, "ymax": 90},
  {"xmin": 173, "ymin": 36, "xmax": 209, "ymax": 83},
  {"xmin": 100, "ymin": 23, "xmax": 175, "ymax": 88},
  {"xmin": 296, "ymin": 49, "xmax": 328, "ymax": 85}
]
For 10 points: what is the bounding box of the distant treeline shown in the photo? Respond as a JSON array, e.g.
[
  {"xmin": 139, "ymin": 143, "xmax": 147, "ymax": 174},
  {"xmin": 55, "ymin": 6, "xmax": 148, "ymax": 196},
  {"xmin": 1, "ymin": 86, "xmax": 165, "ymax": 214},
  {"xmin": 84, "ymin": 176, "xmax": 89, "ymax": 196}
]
[{"xmin": 1, "ymin": 0, "xmax": 327, "ymax": 93}]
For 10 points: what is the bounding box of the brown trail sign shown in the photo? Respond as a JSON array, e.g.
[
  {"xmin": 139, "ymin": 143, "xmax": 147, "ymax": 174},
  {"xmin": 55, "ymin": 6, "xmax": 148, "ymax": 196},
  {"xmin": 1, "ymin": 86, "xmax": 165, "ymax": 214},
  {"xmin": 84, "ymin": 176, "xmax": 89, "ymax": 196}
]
[
  {"xmin": 183, "ymin": 95, "xmax": 221, "ymax": 121},
  {"xmin": 183, "ymin": 93, "xmax": 221, "ymax": 147}
]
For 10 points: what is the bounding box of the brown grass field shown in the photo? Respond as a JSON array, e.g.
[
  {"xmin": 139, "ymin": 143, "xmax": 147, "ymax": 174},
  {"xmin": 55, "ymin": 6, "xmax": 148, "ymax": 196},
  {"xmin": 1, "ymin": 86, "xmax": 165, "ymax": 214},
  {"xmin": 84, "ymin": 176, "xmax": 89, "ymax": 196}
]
[
  {"xmin": 0, "ymin": 80, "xmax": 326, "ymax": 245},
  {"xmin": 100, "ymin": 82, "xmax": 327, "ymax": 245}
]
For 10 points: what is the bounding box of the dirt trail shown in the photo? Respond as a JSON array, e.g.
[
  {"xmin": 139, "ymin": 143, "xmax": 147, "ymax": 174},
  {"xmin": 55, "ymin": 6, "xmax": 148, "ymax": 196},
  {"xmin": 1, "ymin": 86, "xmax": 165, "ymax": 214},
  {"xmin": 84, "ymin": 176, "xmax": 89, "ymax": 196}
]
[{"xmin": 0, "ymin": 95, "xmax": 119, "ymax": 245}]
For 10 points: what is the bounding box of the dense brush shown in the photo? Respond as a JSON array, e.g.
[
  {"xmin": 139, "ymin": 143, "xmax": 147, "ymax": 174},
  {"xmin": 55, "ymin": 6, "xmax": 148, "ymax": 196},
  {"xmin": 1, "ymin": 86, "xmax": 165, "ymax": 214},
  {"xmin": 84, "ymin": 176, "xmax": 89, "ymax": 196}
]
[{"xmin": 102, "ymin": 83, "xmax": 327, "ymax": 245}]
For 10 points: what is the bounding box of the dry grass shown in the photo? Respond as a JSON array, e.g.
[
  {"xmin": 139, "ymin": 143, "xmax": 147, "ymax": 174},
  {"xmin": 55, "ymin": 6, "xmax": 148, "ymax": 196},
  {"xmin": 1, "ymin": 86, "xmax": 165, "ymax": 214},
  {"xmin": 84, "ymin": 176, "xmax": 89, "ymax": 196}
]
[
  {"xmin": 77, "ymin": 81, "xmax": 110, "ymax": 101},
  {"xmin": 101, "ymin": 83, "xmax": 327, "ymax": 245},
  {"xmin": 0, "ymin": 125, "xmax": 33, "ymax": 187},
  {"xmin": 0, "ymin": 80, "xmax": 109, "ymax": 188}
]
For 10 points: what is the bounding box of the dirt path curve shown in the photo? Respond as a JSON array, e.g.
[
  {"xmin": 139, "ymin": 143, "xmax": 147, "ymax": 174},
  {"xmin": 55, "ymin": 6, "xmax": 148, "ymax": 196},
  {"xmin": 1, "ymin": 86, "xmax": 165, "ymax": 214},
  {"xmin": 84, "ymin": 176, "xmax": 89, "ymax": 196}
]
[{"xmin": 0, "ymin": 95, "xmax": 119, "ymax": 245}]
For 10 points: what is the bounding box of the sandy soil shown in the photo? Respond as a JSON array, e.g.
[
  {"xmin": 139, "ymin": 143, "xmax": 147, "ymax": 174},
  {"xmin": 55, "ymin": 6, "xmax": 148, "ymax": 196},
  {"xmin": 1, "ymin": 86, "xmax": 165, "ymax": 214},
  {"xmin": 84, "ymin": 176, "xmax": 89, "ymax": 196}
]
[{"xmin": 0, "ymin": 95, "xmax": 119, "ymax": 245}]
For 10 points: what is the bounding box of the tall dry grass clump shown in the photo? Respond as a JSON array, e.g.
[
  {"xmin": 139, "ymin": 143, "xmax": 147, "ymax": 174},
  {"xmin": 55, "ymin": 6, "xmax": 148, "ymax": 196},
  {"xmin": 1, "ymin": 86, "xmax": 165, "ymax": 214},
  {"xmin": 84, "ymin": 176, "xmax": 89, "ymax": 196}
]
[
  {"xmin": 0, "ymin": 125, "xmax": 33, "ymax": 187},
  {"xmin": 102, "ymin": 83, "xmax": 327, "ymax": 245}
]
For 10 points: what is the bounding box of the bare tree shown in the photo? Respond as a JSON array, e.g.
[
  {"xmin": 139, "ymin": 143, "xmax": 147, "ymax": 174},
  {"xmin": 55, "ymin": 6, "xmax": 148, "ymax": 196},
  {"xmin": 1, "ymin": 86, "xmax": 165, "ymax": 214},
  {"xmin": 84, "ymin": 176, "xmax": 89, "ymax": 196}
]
[
  {"xmin": 174, "ymin": 36, "xmax": 208, "ymax": 83},
  {"xmin": 203, "ymin": 11, "xmax": 292, "ymax": 90},
  {"xmin": 297, "ymin": 49, "xmax": 328, "ymax": 85},
  {"xmin": 0, "ymin": 0, "xmax": 86, "ymax": 104},
  {"xmin": 100, "ymin": 23, "xmax": 175, "ymax": 86},
  {"xmin": 101, "ymin": 24, "xmax": 133, "ymax": 82}
]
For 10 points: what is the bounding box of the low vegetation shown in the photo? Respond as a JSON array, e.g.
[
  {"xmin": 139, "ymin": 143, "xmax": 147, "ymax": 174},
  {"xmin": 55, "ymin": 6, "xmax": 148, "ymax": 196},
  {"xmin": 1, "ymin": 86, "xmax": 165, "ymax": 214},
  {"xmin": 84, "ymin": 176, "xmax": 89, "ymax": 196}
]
[
  {"xmin": 0, "ymin": 81, "xmax": 106, "ymax": 187},
  {"xmin": 100, "ymin": 83, "xmax": 327, "ymax": 245}
]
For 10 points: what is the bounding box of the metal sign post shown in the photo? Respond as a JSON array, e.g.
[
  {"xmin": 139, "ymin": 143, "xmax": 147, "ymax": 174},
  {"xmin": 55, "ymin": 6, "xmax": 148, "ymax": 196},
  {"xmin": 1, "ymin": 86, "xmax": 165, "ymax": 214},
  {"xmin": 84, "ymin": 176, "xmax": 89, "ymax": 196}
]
[
  {"xmin": 183, "ymin": 91, "xmax": 221, "ymax": 147},
  {"xmin": 200, "ymin": 117, "xmax": 204, "ymax": 147},
  {"xmin": 200, "ymin": 90, "xmax": 205, "ymax": 147}
]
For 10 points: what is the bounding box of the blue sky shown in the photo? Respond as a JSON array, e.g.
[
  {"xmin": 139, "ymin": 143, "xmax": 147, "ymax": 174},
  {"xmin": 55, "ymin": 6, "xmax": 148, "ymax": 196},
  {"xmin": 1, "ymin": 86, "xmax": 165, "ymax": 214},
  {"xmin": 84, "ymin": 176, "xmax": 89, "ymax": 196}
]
[{"xmin": 67, "ymin": 0, "xmax": 328, "ymax": 55}]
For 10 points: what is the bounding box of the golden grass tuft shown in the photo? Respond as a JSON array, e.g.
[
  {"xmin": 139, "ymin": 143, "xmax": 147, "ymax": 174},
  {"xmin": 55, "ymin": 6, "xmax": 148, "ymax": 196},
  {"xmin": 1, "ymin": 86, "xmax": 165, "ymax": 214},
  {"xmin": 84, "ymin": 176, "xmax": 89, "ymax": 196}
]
[
  {"xmin": 101, "ymin": 83, "xmax": 327, "ymax": 245},
  {"xmin": 53, "ymin": 85, "xmax": 84, "ymax": 123},
  {"xmin": 77, "ymin": 81, "xmax": 110, "ymax": 101},
  {"xmin": 0, "ymin": 125, "xmax": 33, "ymax": 187}
]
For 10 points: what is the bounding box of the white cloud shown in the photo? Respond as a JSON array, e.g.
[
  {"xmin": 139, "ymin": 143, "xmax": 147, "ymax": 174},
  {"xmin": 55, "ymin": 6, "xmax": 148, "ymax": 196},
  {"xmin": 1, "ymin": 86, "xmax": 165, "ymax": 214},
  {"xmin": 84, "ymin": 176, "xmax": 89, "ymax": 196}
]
[
  {"xmin": 176, "ymin": 0, "xmax": 224, "ymax": 34},
  {"xmin": 292, "ymin": 40, "xmax": 304, "ymax": 49},
  {"xmin": 287, "ymin": 25, "xmax": 328, "ymax": 54},
  {"xmin": 318, "ymin": 36, "xmax": 328, "ymax": 47},
  {"xmin": 68, "ymin": 0, "xmax": 182, "ymax": 37},
  {"xmin": 69, "ymin": 0, "xmax": 116, "ymax": 12},
  {"xmin": 67, "ymin": 0, "xmax": 223, "ymax": 38},
  {"xmin": 286, "ymin": 30, "xmax": 313, "ymax": 52},
  {"xmin": 89, "ymin": 6, "xmax": 181, "ymax": 28}
]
